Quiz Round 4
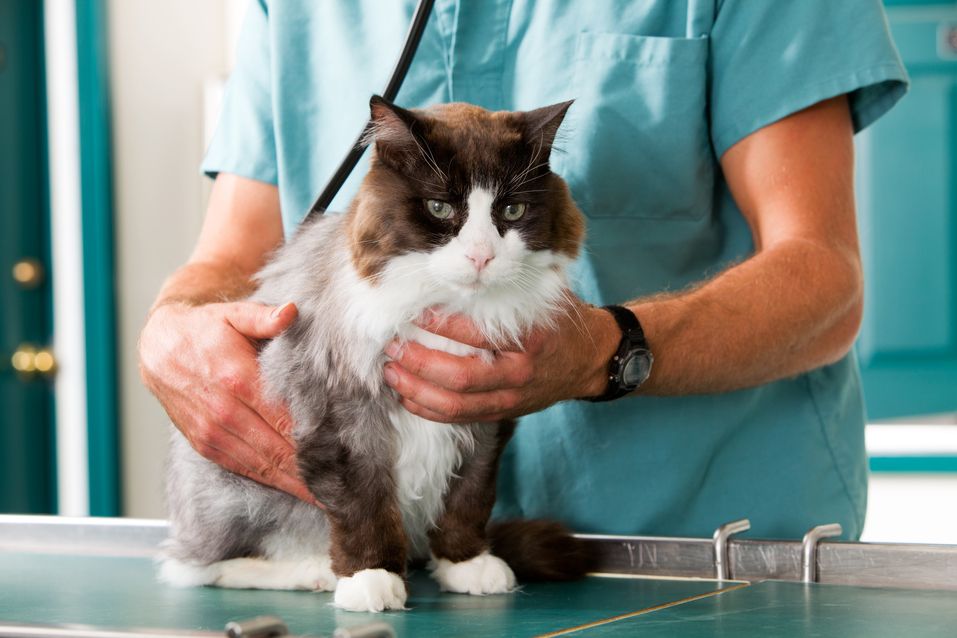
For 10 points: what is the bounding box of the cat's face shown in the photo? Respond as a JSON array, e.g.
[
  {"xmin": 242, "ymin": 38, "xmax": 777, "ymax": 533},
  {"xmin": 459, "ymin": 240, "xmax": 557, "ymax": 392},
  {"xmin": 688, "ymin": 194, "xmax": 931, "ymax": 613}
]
[{"xmin": 346, "ymin": 97, "xmax": 584, "ymax": 303}]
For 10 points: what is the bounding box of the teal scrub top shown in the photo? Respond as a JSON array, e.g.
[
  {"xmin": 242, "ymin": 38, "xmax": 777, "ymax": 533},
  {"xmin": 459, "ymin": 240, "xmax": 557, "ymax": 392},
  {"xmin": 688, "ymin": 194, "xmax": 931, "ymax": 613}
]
[{"xmin": 203, "ymin": 0, "xmax": 908, "ymax": 540}]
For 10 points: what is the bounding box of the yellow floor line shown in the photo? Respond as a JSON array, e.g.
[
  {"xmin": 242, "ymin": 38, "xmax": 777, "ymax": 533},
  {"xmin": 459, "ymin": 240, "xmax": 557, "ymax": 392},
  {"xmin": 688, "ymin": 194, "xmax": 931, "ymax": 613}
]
[{"xmin": 535, "ymin": 581, "xmax": 752, "ymax": 638}]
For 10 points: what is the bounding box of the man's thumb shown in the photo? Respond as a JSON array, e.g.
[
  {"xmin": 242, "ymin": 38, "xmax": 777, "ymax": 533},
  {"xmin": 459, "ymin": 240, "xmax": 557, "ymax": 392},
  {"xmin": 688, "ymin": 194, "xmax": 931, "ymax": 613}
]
[{"xmin": 224, "ymin": 301, "xmax": 298, "ymax": 339}]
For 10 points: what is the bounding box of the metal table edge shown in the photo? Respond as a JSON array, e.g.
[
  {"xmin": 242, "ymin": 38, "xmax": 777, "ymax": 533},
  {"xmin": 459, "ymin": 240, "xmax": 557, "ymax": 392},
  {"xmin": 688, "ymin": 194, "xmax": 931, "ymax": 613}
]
[{"xmin": 3, "ymin": 516, "xmax": 956, "ymax": 590}]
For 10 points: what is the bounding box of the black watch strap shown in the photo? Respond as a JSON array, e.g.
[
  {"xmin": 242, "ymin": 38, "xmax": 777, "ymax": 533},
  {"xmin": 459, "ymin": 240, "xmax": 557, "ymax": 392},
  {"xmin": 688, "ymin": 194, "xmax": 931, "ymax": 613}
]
[{"xmin": 586, "ymin": 304, "xmax": 651, "ymax": 403}]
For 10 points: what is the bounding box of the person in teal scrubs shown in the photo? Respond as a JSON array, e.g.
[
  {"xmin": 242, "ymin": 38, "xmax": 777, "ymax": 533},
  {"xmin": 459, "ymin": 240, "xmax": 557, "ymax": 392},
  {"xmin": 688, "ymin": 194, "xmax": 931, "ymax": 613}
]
[{"xmin": 140, "ymin": 1, "xmax": 908, "ymax": 539}]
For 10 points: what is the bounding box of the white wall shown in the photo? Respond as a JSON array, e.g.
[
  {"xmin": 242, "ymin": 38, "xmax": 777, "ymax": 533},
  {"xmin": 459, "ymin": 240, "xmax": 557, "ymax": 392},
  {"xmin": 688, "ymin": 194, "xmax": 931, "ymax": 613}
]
[
  {"xmin": 109, "ymin": 0, "xmax": 246, "ymax": 517},
  {"xmin": 861, "ymin": 421, "xmax": 957, "ymax": 544},
  {"xmin": 863, "ymin": 475, "xmax": 957, "ymax": 544}
]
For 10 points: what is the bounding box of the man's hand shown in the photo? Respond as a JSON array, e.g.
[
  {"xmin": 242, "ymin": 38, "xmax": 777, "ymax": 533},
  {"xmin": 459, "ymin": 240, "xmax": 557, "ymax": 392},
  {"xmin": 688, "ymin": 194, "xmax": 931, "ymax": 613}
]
[
  {"xmin": 139, "ymin": 299, "xmax": 320, "ymax": 506},
  {"xmin": 383, "ymin": 301, "xmax": 619, "ymax": 423}
]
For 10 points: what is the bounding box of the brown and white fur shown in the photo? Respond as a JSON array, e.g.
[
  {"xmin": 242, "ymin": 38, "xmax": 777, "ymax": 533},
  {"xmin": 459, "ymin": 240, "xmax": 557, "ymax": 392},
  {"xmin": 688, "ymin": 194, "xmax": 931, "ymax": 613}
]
[{"xmin": 160, "ymin": 97, "xmax": 590, "ymax": 612}]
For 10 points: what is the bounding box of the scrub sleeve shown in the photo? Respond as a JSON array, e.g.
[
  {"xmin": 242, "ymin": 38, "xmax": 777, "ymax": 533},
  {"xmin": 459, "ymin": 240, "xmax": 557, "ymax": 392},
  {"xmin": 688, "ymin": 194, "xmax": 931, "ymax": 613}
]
[
  {"xmin": 709, "ymin": 0, "xmax": 907, "ymax": 157},
  {"xmin": 202, "ymin": 0, "xmax": 277, "ymax": 185}
]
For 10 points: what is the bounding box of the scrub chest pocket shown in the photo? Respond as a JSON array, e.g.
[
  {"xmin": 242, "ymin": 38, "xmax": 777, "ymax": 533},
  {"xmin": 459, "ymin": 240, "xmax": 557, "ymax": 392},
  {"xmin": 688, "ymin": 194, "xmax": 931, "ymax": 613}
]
[{"xmin": 555, "ymin": 33, "xmax": 714, "ymax": 221}]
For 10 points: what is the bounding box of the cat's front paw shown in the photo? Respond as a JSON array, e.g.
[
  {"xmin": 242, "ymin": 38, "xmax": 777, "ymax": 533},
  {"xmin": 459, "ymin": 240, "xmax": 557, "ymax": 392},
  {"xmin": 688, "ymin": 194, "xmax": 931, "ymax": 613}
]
[
  {"xmin": 333, "ymin": 568, "xmax": 407, "ymax": 612},
  {"xmin": 430, "ymin": 551, "xmax": 516, "ymax": 595}
]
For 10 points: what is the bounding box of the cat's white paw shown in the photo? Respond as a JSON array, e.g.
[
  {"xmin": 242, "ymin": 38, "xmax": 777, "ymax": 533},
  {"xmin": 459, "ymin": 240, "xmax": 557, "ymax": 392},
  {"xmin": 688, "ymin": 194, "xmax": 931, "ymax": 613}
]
[
  {"xmin": 430, "ymin": 551, "xmax": 516, "ymax": 595},
  {"xmin": 333, "ymin": 569, "xmax": 407, "ymax": 612}
]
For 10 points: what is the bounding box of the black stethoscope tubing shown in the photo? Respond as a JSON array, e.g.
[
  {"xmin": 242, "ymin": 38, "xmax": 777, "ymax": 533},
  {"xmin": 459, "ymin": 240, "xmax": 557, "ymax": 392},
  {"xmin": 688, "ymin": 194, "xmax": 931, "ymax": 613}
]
[{"xmin": 305, "ymin": 0, "xmax": 436, "ymax": 222}]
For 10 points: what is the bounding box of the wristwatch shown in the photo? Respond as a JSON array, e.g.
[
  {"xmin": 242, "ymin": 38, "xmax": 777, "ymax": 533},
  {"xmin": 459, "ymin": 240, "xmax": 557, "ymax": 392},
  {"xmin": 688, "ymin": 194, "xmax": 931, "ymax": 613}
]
[{"xmin": 586, "ymin": 305, "xmax": 654, "ymax": 402}]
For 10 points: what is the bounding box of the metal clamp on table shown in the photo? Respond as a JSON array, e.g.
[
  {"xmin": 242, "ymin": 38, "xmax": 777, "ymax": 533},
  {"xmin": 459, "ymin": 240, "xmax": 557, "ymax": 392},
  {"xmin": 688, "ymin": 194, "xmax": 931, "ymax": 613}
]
[
  {"xmin": 801, "ymin": 523, "xmax": 843, "ymax": 584},
  {"xmin": 712, "ymin": 518, "xmax": 751, "ymax": 581},
  {"xmin": 224, "ymin": 617, "xmax": 288, "ymax": 638}
]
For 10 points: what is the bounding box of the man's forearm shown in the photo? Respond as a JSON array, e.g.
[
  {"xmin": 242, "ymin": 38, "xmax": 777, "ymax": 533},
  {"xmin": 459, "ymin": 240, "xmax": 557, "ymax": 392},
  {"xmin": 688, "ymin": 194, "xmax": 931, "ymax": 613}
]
[
  {"xmin": 148, "ymin": 174, "xmax": 284, "ymax": 315},
  {"xmin": 151, "ymin": 260, "xmax": 257, "ymax": 313},
  {"xmin": 628, "ymin": 238, "xmax": 863, "ymax": 396}
]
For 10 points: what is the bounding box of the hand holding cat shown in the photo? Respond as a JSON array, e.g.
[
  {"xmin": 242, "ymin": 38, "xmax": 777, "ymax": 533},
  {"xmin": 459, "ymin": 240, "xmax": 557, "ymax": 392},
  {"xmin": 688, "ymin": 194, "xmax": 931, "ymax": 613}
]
[
  {"xmin": 138, "ymin": 300, "xmax": 321, "ymax": 506},
  {"xmin": 383, "ymin": 300, "xmax": 619, "ymax": 423}
]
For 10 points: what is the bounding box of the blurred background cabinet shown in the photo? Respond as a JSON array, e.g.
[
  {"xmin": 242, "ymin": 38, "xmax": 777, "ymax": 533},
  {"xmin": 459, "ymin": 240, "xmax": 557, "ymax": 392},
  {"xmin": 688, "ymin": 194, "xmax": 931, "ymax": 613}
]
[
  {"xmin": 856, "ymin": 0, "xmax": 957, "ymax": 420},
  {"xmin": 0, "ymin": 0, "xmax": 56, "ymax": 513}
]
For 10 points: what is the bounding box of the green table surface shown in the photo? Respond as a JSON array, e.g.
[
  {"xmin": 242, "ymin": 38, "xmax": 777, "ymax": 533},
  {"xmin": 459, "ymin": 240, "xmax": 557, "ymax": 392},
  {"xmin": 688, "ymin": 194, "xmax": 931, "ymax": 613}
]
[
  {"xmin": 0, "ymin": 552, "xmax": 734, "ymax": 637},
  {"xmin": 4, "ymin": 552, "xmax": 955, "ymax": 637},
  {"xmin": 578, "ymin": 580, "xmax": 957, "ymax": 638}
]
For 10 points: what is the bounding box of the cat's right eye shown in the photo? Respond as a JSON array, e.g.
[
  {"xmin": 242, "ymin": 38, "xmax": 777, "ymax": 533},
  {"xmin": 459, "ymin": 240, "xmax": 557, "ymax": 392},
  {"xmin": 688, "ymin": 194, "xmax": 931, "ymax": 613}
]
[{"xmin": 425, "ymin": 199, "xmax": 454, "ymax": 220}]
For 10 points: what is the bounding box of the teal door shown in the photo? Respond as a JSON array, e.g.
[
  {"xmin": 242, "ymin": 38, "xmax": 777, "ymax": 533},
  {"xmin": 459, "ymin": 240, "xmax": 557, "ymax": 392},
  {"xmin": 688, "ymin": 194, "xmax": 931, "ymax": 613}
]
[
  {"xmin": 0, "ymin": 0, "xmax": 56, "ymax": 513},
  {"xmin": 855, "ymin": 2, "xmax": 957, "ymax": 420}
]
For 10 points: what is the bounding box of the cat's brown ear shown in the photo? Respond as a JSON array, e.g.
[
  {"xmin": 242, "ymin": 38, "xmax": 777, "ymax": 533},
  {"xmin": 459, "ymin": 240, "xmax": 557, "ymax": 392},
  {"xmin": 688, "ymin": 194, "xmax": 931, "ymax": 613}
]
[
  {"xmin": 522, "ymin": 100, "xmax": 574, "ymax": 156},
  {"xmin": 368, "ymin": 95, "xmax": 424, "ymax": 167}
]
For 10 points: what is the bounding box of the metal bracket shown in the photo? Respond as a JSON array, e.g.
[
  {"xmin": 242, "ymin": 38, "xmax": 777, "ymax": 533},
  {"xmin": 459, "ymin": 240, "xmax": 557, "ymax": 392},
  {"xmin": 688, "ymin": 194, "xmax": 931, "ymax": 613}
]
[
  {"xmin": 333, "ymin": 624, "xmax": 397, "ymax": 638},
  {"xmin": 225, "ymin": 617, "xmax": 288, "ymax": 638},
  {"xmin": 801, "ymin": 523, "xmax": 843, "ymax": 583},
  {"xmin": 712, "ymin": 518, "xmax": 750, "ymax": 580}
]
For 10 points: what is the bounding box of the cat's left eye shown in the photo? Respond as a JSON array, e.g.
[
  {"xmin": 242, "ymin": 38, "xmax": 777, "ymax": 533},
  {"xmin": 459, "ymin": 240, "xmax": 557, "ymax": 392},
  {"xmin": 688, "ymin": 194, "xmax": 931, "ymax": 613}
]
[
  {"xmin": 425, "ymin": 199, "xmax": 454, "ymax": 220},
  {"xmin": 502, "ymin": 203, "xmax": 527, "ymax": 221}
]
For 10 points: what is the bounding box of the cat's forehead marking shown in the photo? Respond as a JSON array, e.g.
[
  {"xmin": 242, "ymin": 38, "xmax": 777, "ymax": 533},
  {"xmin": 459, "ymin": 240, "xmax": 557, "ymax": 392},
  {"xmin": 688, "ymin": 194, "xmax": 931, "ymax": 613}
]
[{"xmin": 460, "ymin": 187, "xmax": 499, "ymax": 246}]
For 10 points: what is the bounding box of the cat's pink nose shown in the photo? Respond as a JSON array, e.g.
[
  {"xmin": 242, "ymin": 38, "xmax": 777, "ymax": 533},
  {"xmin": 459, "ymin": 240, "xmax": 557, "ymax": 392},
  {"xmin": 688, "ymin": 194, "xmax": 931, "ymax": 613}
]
[{"xmin": 466, "ymin": 250, "xmax": 494, "ymax": 272}]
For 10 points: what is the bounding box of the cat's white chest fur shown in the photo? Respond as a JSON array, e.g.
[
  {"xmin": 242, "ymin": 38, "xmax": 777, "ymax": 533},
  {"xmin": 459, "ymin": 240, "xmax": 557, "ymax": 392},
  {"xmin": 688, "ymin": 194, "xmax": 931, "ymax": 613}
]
[
  {"xmin": 390, "ymin": 325, "xmax": 479, "ymax": 558},
  {"xmin": 339, "ymin": 249, "xmax": 558, "ymax": 559}
]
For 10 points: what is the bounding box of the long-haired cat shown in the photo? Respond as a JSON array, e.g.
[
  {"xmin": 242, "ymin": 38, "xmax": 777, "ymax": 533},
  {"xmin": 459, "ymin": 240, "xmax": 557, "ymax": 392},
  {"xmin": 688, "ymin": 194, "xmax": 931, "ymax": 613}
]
[{"xmin": 160, "ymin": 96, "xmax": 592, "ymax": 612}]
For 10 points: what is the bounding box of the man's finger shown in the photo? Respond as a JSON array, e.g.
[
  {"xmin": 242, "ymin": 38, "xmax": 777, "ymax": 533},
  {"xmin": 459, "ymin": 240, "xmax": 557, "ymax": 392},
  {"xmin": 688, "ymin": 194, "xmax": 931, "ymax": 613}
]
[
  {"xmin": 223, "ymin": 301, "xmax": 298, "ymax": 340},
  {"xmin": 415, "ymin": 310, "xmax": 502, "ymax": 350},
  {"xmin": 384, "ymin": 362, "xmax": 518, "ymax": 422},
  {"xmin": 388, "ymin": 340, "xmax": 530, "ymax": 393},
  {"xmin": 205, "ymin": 398, "xmax": 322, "ymax": 508},
  {"xmin": 195, "ymin": 424, "xmax": 319, "ymax": 507},
  {"xmin": 399, "ymin": 397, "xmax": 474, "ymax": 424},
  {"xmin": 221, "ymin": 358, "xmax": 297, "ymax": 438},
  {"xmin": 211, "ymin": 396, "xmax": 301, "ymax": 477}
]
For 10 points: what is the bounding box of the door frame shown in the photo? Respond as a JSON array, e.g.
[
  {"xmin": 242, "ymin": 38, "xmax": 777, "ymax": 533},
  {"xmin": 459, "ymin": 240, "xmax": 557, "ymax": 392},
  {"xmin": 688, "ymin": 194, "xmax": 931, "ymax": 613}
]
[
  {"xmin": 45, "ymin": 0, "xmax": 118, "ymax": 516},
  {"xmin": 76, "ymin": 0, "xmax": 118, "ymax": 517}
]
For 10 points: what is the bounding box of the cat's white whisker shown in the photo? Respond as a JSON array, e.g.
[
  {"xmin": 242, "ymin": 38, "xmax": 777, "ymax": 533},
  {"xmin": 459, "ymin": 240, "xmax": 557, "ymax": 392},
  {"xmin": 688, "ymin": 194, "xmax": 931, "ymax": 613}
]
[
  {"xmin": 557, "ymin": 288, "xmax": 597, "ymax": 349},
  {"xmin": 409, "ymin": 134, "xmax": 448, "ymax": 185},
  {"xmin": 508, "ymin": 160, "xmax": 550, "ymax": 189}
]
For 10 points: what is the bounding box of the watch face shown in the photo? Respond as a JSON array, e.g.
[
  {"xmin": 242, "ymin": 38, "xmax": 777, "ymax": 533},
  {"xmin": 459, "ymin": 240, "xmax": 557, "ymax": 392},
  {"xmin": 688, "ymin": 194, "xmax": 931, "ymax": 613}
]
[{"xmin": 621, "ymin": 349, "xmax": 653, "ymax": 387}]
